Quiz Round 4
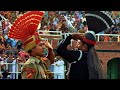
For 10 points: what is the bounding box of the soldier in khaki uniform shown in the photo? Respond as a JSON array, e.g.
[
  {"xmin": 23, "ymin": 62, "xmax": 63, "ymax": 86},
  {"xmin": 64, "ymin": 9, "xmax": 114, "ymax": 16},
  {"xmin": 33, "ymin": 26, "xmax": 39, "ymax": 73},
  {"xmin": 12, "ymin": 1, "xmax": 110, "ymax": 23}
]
[
  {"xmin": 8, "ymin": 11, "xmax": 55, "ymax": 79},
  {"xmin": 21, "ymin": 40, "xmax": 54, "ymax": 79}
]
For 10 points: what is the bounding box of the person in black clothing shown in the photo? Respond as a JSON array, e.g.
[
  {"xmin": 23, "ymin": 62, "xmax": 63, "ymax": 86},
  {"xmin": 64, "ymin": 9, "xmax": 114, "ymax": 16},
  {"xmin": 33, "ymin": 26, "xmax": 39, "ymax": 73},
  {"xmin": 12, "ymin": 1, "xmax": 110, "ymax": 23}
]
[
  {"xmin": 56, "ymin": 31, "xmax": 105, "ymax": 79},
  {"xmin": 2, "ymin": 70, "xmax": 11, "ymax": 79}
]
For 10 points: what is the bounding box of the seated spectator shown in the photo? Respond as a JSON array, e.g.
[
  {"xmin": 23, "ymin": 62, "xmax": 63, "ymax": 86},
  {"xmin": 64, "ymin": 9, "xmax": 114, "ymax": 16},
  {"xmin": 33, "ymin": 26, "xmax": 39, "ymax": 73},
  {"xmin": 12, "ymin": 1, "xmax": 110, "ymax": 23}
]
[
  {"xmin": 11, "ymin": 39, "xmax": 17, "ymax": 48},
  {"xmin": 104, "ymin": 31, "xmax": 110, "ymax": 42},
  {"xmin": 16, "ymin": 40, "xmax": 23, "ymax": 51},
  {"xmin": 6, "ymin": 38, "xmax": 12, "ymax": 47},
  {"xmin": 2, "ymin": 69, "xmax": 11, "ymax": 79},
  {"xmin": 104, "ymin": 36, "xmax": 110, "ymax": 42},
  {"xmin": 49, "ymin": 24, "xmax": 57, "ymax": 34}
]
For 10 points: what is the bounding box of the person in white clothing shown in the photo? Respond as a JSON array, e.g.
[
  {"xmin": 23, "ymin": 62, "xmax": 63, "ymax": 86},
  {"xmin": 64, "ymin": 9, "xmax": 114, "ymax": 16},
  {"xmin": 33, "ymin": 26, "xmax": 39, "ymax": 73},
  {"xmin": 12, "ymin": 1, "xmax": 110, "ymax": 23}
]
[
  {"xmin": 11, "ymin": 58, "xmax": 17, "ymax": 79},
  {"xmin": 0, "ymin": 56, "xmax": 3, "ymax": 79},
  {"xmin": 57, "ymin": 58, "xmax": 65, "ymax": 79},
  {"xmin": 53, "ymin": 60, "xmax": 59, "ymax": 79}
]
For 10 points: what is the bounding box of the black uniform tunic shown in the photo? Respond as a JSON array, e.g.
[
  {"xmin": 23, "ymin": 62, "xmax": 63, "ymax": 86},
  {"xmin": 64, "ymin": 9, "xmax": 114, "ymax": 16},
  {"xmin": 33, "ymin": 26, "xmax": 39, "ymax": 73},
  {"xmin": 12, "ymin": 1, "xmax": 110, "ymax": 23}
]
[{"xmin": 57, "ymin": 35, "xmax": 89, "ymax": 79}]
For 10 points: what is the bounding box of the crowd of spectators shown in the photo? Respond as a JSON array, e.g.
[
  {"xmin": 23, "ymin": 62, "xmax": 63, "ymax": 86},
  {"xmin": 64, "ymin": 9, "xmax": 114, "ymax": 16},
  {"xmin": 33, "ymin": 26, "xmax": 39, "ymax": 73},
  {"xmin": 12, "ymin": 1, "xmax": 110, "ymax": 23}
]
[
  {"xmin": 40, "ymin": 11, "xmax": 88, "ymax": 33},
  {"xmin": 1, "ymin": 11, "xmax": 120, "ymax": 34},
  {"xmin": 0, "ymin": 31, "xmax": 25, "ymax": 79}
]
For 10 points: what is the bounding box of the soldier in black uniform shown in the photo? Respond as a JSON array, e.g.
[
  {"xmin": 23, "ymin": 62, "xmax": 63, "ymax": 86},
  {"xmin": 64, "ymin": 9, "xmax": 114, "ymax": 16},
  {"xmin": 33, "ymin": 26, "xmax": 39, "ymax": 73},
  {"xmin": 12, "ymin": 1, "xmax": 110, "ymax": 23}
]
[{"xmin": 57, "ymin": 31, "xmax": 105, "ymax": 79}]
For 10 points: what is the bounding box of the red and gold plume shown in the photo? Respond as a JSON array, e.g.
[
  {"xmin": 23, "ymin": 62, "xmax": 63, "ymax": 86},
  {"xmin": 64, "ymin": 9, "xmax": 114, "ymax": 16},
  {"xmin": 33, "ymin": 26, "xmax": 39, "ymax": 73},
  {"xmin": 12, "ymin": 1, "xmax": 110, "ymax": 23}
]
[{"xmin": 8, "ymin": 11, "xmax": 45, "ymax": 51}]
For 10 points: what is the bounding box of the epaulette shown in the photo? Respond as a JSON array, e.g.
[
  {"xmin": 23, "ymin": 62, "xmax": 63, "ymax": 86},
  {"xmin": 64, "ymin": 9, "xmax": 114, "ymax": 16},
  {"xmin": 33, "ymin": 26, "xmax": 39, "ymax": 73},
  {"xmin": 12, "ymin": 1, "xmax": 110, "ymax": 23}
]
[
  {"xmin": 21, "ymin": 58, "xmax": 36, "ymax": 72},
  {"xmin": 24, "ymin": 59, "xmax": 35, "ymax": 65}
]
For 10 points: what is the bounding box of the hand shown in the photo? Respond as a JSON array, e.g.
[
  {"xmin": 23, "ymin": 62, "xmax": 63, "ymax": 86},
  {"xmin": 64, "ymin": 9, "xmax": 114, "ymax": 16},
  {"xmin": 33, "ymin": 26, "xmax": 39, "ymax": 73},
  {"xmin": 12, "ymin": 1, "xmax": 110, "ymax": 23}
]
[
  {"xmin": 43, "ymin": 41, "xmax": 53, "ymax": 50},
  {"xmin": 45, "ymin": 70, "xmax": 54, "ymax": 79},
  {"xmin": 0, "ymin": 73, "xmax": 2, "ymax": 78},
  {"xmin": 71, "ymin": 34, "xmax": 84, "ymax": 40}
]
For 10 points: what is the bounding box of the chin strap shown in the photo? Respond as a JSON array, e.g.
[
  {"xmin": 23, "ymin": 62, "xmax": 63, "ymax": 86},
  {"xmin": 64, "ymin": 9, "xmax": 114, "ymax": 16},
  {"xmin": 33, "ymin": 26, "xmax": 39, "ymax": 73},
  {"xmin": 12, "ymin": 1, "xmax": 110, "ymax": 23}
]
[{"xmin": 82, "ymin": 38, "xmax": 96, "ymax": 45}]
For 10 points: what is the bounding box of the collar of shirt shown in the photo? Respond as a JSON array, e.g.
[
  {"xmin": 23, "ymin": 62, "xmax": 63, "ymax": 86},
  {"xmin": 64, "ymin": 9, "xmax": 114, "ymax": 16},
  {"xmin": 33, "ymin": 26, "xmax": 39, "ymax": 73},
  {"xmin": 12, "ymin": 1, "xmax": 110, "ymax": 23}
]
[{"xmin": 31, "ymin": 56, "xmax": 44, "ymax": 65}]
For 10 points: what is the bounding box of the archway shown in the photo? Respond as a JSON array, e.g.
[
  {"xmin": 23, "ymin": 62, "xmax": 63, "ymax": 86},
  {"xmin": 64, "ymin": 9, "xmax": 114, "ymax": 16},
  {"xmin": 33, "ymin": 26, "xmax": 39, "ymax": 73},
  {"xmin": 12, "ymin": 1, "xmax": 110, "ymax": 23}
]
[{"xmin": 107, "ymin": 58, "xmax": 120, "ymax": 79}]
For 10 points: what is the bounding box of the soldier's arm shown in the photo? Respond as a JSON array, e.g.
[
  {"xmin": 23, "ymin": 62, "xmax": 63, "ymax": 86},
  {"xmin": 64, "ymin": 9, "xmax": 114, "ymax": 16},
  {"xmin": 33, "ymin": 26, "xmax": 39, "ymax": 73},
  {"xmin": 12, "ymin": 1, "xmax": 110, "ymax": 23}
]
[
  {"xmin": 47, "ymin": 48, "xmax": 55, "ymax": 64},
  {"xmin": 44, "ymin": 41, "xmax": 55, "ymax": 64},
  {"xmin": 56, "ymin": 35, "xmax": 83, "ymax": 63},
  {"xmin": 21, "ymin": 64, "xmax": 36, "ymax": 79}
]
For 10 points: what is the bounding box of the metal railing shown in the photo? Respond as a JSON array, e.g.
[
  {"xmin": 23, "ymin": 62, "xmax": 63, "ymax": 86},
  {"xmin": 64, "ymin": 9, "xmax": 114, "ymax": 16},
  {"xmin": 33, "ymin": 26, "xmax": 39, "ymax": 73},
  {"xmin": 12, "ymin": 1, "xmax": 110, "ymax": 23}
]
[
  {"xmin": 96, "ymin": 34, "xmax": 120, "ymax": 42},
  {"xmin": 62, "ymin": 33, "xmax": 120, "ymax": 42},
  {"xmin": 38, "ymin": 31, "xmax": 120, "ymax": 42},
  {"xmin": 38, "ymin": 30, "xmax": 63, "ymax": 40}
]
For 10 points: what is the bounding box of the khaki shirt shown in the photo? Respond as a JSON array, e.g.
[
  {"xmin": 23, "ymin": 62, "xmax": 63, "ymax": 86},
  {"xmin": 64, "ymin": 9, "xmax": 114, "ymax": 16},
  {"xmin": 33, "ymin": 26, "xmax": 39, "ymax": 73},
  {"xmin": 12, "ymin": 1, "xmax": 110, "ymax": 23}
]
[{"xmin": 21, "ymin": 56, "xmax": 53, "ymax": 79}]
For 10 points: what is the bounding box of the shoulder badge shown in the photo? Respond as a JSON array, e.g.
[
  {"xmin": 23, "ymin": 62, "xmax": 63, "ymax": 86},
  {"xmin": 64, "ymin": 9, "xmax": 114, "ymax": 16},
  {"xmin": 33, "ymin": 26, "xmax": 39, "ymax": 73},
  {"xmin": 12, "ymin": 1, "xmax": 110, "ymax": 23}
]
[
  {"xmin": 24, "ymin": 59, "xmax": 31, "ymax": 65},
  {"xmin": 24, "ymin": 59, "xmax": 35, "ymax": 65}
]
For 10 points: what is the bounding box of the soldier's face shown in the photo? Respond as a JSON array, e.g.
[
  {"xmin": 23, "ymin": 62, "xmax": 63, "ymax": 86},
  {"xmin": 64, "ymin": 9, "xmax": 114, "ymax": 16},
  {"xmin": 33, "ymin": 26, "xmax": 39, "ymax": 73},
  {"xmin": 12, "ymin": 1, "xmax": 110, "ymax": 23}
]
[
  {"xmin": 33, "ymin": 41, "xmax": 45, "ymax": 57},
  {"xmin": 77, "ymin": 40, "xmax": 88, "ymax": 52},
  {"xmin": 77, "ymin": 40, "xmax": 84, "ymax": 49}
]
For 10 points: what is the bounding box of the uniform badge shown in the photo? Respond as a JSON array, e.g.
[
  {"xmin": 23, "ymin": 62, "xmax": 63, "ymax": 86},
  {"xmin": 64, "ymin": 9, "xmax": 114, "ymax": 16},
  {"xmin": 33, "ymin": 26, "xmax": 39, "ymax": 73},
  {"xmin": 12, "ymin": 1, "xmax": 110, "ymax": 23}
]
[{"xmin": 26, "ymin": 72, "xmax": 32, "ymax": 79}]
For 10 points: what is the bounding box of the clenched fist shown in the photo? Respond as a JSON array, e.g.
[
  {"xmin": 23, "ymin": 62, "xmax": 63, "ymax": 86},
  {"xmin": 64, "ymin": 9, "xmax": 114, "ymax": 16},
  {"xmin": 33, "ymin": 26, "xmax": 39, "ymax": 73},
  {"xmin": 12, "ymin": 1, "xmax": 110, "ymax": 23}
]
[
  {"xmin": 43, "ymin": 40, "xmax": 53, "ymax": 50},
  {"xmin": 71, "ymin": 34, "xmax": 84, "ymax": 40}
]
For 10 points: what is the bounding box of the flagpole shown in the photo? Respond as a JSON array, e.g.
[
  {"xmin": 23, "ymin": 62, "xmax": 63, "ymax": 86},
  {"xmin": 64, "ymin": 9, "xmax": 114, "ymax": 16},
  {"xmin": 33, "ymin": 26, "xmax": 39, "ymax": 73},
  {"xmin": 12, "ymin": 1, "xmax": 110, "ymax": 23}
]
[
  {"xmin": 0, "ymin": 14, "xmax": 12, "ymax": 29},
  {"xmin": 64, "ymin": 15, "xmax": 75, "ymax": 30}
]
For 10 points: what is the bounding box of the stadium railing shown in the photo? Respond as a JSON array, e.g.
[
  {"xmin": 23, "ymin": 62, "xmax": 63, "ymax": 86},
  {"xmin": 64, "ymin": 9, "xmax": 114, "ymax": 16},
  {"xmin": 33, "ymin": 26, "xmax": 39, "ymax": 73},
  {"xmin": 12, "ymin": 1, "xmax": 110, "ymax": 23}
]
[{"xmin": 37, "ymin": 30, "xmax": 120, "ymax": 42}]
